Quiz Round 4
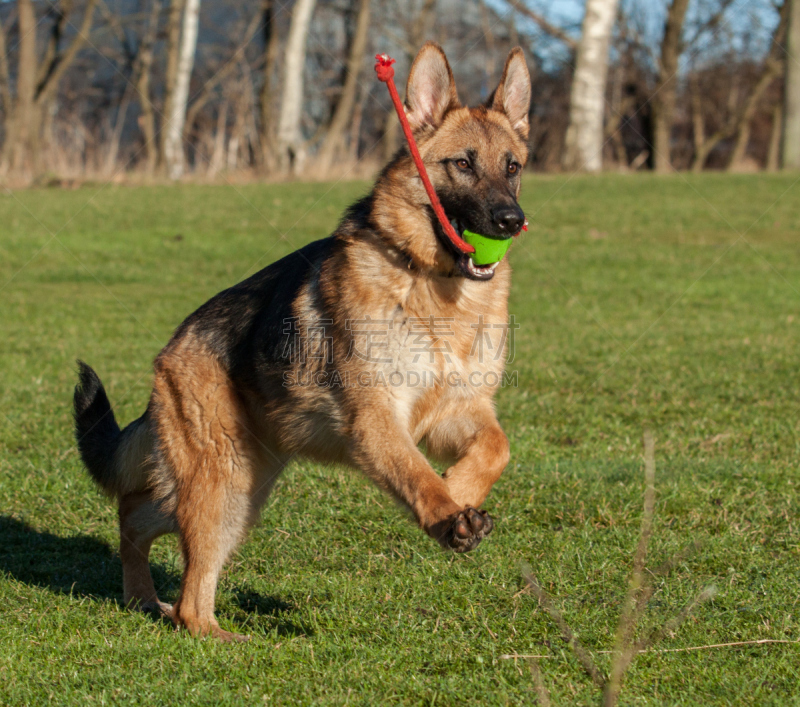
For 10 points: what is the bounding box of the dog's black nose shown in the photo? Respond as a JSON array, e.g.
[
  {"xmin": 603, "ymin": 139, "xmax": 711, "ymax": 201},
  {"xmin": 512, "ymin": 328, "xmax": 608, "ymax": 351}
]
[{"xmin": 492, "ymin": 206, "xmax": 525, "ymax": 234}]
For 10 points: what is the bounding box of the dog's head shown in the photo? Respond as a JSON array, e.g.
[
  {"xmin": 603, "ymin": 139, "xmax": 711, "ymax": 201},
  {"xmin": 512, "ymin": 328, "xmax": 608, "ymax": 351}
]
[{"xmin": 372, "ymin": 42, "xmax": 531, "ymax": 282}]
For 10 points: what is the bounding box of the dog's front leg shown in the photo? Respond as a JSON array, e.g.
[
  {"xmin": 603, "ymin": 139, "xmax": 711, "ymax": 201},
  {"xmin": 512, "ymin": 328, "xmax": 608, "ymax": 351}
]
[
  {"xmin": 427, "ymin": 399, "xmax": 510, "ymax": 509},
  {"xmin": 348, "ymin": 403, "xmax": 493, "ymax": 552}
]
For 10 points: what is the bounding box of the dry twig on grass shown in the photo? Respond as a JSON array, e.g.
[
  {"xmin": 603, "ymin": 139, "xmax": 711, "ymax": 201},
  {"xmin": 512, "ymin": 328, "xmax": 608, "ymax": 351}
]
[{"xmin": 519, "ymin": 431, "xmax": 716, "ymax": 706}]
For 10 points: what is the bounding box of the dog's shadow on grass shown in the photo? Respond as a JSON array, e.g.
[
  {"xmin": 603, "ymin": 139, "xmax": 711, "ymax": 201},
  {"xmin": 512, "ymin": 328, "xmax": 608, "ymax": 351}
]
[
  {"xmin": 0, "ymin": 515, "xmax": 310, "ymax": 638},
  {"xmin": 0, "ymin": 515, "xmax": 180, "ymax": 605},
  {"xmin": 0, "ymin": 514, "xmax": 165, "ymax": 602},
  {"xmin": 227, "ymin": 591, "xmax": 313, "ymax": 638}
]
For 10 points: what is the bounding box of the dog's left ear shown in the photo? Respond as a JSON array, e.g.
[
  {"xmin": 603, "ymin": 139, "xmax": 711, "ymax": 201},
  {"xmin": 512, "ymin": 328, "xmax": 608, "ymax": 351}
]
[{"xmin": 489, "ymin": 48, "xmax": 531, "ymax": 140}]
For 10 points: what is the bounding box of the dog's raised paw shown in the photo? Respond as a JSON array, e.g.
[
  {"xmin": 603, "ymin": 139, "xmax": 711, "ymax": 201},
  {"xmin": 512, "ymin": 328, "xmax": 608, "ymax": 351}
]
[{"xmin": 436, "ymin": 507, "xmax": 493, "ymax": 552}]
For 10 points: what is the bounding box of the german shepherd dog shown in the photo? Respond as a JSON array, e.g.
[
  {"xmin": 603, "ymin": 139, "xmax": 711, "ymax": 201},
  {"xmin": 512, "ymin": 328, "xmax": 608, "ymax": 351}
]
[{"xmin": 73, "ymin": 43, "xmax": 531, "ymax": 641}]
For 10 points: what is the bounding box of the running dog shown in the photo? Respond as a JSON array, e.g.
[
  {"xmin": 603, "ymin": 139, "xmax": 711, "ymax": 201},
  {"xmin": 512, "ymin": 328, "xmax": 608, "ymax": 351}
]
[{"xmin": 73, "ymin": 42, "xmax": 531, "ymax": 641}]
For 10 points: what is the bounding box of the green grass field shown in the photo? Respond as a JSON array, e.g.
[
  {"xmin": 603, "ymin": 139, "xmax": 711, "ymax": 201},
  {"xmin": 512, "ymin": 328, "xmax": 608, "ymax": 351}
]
[{"xmin": 1, "ymin": 174, "xmax": 799, "ymax": 705}]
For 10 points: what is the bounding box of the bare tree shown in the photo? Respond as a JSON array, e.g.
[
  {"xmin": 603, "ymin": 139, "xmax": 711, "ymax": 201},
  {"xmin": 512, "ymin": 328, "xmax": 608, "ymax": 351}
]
[
  {"xmin": 689, "ymin": 3, "xmax": 787, "ymax": 172},
  {"xmin": 135, "ymin": 0, "xmax": 163, "ymax": 175},
  {"xmin": 729, "ymin": 1, "xmax": 789, "ymax": 170},
  {"xmin": 159, "ymin": 0, "xmax": 184, "ymax": 169},
  {"xmin": 562, "ymin": 0, "xmax": 620, "ymax": 172},
  {"xmin": 651, "ymin": 0, "xmax": 690, "ymax": 173},
  {"xmin": 0, "ymin": 0, "xmax": 99, "ymax": 177},
  {"xmin": 690, "ymin": 68, "xmax": 741, "ymax": 172},
  {"xmin": 317, "ymin": 0, "xmax": 372, "ymax": 172},
  {"xmin": 783, "ymin": 0, "xmax": 800, "ymax": 169},
  {"xmin": 183, "ymin": 9, "xmax": 262, "ymax": 146},
  {"xmin": 259, "ymin": 0, "xmax": 281, "ymax": 171},
  {"xmin": 164, "ymin": 0, "xmax": 201, "ymax": 179},
  {"xmin": 276, "ymin": 0, "xmax": 318, "ymax": 173}
]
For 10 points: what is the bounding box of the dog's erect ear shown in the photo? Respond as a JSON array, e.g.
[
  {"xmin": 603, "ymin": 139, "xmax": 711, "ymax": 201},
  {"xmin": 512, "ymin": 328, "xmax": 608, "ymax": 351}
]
[
  {"xmin": 490, "ymin": 47, "xmax": 531, "ymax": 139},
  {"xmin": 404, "ymin": 42, "xmax": 460, "ymax": 132}
]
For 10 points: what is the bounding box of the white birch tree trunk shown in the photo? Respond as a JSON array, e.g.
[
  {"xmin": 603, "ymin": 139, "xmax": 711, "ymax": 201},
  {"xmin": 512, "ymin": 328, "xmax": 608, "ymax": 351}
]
[
  {"xmin": 164, "ymin": 0, "xmax": 200, "ymax": 180},
  {"xmin": 562, "ymin": 0, "xmax": 619, "ymax": 172},
  {"xmin": 783, "ymin": 0, "xmax": 800, "ymax": 169},
  {"xmin": 276, "ymin": 0, "xmax": 318, "ymax": 174}
]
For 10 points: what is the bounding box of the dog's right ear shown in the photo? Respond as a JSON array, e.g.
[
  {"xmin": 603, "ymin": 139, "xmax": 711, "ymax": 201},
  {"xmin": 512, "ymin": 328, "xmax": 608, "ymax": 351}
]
[{"xmin": 404, "ymin": 42, "xmax": 460, "ymax": 132}]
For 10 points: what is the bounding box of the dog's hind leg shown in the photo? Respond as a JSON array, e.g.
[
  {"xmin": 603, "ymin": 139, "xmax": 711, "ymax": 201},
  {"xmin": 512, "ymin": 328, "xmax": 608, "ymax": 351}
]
[
  {"xmin": 151, "ymin": 341, "xmax": 277, "ymax": 642},
  {"xmin": 171, "ymin": 475, "xmax": 252, "ymax": 642},
  {"xmin": 119, "ymin": 490, "xmax": 176, "ymax": 616}
]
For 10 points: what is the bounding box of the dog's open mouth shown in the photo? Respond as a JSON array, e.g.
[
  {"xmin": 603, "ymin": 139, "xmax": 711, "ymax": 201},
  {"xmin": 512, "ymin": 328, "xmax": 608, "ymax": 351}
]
[
  {"xmin": 458, "ymin": 253, "xmax": 500, "ymax": 280},
  {"xmin": 449, "ymin": 219, "xmax": 500, "ymax": 281}
]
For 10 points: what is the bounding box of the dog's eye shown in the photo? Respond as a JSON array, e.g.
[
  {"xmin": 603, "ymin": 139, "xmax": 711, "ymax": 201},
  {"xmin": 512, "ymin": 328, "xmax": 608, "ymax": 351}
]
[
  {"xmin": 455, "ymin": 158, "xmax": 471, "ymax": 171},
  {"xmin": 508, "ymin": 162, "xmax": 519, "ymax": 175}
]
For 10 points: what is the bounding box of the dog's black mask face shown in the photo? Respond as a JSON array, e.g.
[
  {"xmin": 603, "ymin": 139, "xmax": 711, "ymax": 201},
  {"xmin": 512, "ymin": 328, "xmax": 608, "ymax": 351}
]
[
  {"xmin": 431, "ymin": 133, "xmax": 528, "ymax": 281},
  {"xmin": 402, "ymin": 43, "xmax": 532, "ymax": 281},
  {"xmin": 437, "ymin": 151, "xmax": 526, "ymax": 240}
]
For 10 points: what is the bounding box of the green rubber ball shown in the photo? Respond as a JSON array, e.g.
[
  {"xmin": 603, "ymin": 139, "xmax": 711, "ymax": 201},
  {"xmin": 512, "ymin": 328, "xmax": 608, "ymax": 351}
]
[{"xmin": 462, "ymin": 230, "xmax": 513, "ymax": 266}]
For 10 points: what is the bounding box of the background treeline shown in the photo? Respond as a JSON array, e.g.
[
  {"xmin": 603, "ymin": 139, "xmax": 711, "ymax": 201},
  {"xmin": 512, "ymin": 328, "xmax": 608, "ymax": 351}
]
[{"xmin": 0, "ymin": 0, "xmax": 795, "ymax": 182}]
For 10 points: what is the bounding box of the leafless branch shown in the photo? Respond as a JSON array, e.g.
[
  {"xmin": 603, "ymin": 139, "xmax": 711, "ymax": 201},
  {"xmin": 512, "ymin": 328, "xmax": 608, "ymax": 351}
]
[
  {"xmin": 36, "ymin": 0, "xmax": 100, "ymax": 105},
  {"xmin": 505, "ymin": 0, "xmax": 577, "ymax": 50}
]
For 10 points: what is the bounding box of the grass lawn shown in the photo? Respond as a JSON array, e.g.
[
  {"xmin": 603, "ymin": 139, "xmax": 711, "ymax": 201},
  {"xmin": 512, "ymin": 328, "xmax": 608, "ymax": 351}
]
[{"xmin": 1, "ymin": 173, "xmax": 799, "ymax": 705}]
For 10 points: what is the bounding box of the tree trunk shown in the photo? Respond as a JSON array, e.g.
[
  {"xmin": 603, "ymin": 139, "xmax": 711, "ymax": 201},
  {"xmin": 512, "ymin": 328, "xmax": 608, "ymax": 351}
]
[
  {"xmin": 783, "ymin": 0, "xmax": 800, "ymax": 169},
  {"xmin": 689, "ymin": 74, "xmax": 716, "ymax": 172},
  {"xmin": 0, "ymin": 15, "xmax": 12, "ymax": 117},
  {"xmin": 562, "ymin": 0, "xmax": 620, "ymax": 172},
  {"xmin": 690, "ymin": 73, "xmax": 704, "ymax": 155},
  {"xmin": 276, "ymin": 0, "xmax": 318, "ymax": 174},
  {"xmin": 160, "ymin": 0, "xmax": 186, "ymax": 169},
  {"xmin": 605, "ymin": 63, "xmax": 633, "ymax": 169},
  {"xmin": 35, "ymin": 0, "xmax": 98, "ymax": 107},
  {"xmin": 164, "ymin": 0, "xmax": 201, "ymax": 179},
  {"xmin": 105, "ymin": 87, "xmax": 132, "ymax": 175},
  {"xmin": 1, "ymin": 0, "xmax": 98, "ymax": 177},
  {"xmin": 692, "ymin": 133, "xmax": 723, "ymax": 173},
  {"xmin": 317, "ymin": 0, "xmax": 371, "ymax": 173},
  {"xmin": 259, "ymin": 0, "xmax": 281, "ymax": 171},
  {"xmin": 348, "ymin": 86, "xmax": 366, "ymax": 161},
  {"xmin": 136, "ymin": 0, "xmax": 162, "ymax": 175},
  {"xmin": 767, "ymin": 102, "xmax": 783, "ymax": 171},
  {"xmin": 651, "ymin": 0, "xmax": 690, "ymax": 173},
  {"xmin": 728, "ymin": 68, "xmax": 784, "ymax": 170},
  {"xmin": 4, "ymin": 0, "xmax": 39, "ymax": 175},
  {"xmin": 208, "ymin": 101, "xmax": 228, "ymax": 177}
]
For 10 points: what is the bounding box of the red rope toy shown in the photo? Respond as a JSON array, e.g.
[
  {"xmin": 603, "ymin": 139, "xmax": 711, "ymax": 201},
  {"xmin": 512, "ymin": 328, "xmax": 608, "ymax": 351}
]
[{"xmin": 374, "ymin": 53, "xmax": 527, "ymax": 258}]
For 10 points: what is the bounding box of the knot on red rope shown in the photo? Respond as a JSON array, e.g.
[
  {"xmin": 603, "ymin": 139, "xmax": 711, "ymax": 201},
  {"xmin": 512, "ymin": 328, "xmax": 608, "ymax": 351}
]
[{"xmin": 374, "ymin": 54, "xmax": 396, "ymax": 83}]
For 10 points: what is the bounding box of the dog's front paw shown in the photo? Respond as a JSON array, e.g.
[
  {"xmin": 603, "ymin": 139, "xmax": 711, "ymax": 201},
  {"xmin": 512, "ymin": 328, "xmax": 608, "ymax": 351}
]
[{"xmin": 432, "ymin": 507, "xmax": 493, "ymax": 552}]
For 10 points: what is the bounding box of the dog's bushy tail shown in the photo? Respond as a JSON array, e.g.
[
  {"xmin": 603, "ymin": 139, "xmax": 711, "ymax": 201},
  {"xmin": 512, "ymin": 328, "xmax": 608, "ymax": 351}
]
[{"xmin": 73, "ymin": 361, "xmax": 151, "ymax": 497}]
